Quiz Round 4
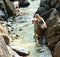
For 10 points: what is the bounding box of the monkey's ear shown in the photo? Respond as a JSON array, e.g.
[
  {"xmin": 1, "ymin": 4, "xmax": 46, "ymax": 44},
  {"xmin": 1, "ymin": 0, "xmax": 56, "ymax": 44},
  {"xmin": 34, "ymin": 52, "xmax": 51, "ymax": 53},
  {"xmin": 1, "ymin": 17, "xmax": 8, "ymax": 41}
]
[
  {"xmin": 35, "ymin": 14, "xmax": 40, "ymax": 19},
  {"xmin": 35, "ymin": 14, "xmax": 43, "ymax": 20},
  {"xmin": 32, "ymin": 18, "xmax": 37, "ymax": 24}
]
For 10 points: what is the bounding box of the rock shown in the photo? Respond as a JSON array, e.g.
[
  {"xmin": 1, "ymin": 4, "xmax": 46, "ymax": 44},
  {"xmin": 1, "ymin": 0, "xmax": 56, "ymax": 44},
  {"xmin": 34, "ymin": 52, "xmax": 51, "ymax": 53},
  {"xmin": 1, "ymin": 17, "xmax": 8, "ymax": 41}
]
[
  {"xmin": 10, "ymin": 46, "xmax": 30, "ymax": 56},
  {"xmin": 1, "ymin": 34, "xmax": 10, "ymax": 45},
  {"xmin": 0, "ymin": 24, "xmax": 12, "ymax": 45},
  {"xmin": 53, "ymin": 41, "xmax": 60, "ymax": 57},
  {"xmin": 40, "ymin": 0, "xmax": 58, "ymax": 8},
  {"xmin": 10, "ymin": 0, "xmax": 30, "ymax": 8},
  {"xmin": 46, "ymin": 9, "xmax": 60, "ymax": 51},
  {"xmin": 7, "ymin": 46, "xmax": 22, "ymax": 57},
  {"xmin": 7, "ymin": 21, "xmax": 12, "ymax": 27},
  {"xmin": 34, "ymin": 0, "xmax": 58, "ymax": 20},
  {"xmin": 17, "ymin": 11, "xmax": 24, "ymax": 16},
  {"xmin": 0, "ymin": 34, "xmax": 12, "ymax": 45},
  {"xmin": 0, "ymin": 35, "xmax": 12, "ymax": 57},
  {"xmin": 19, "ymin": 0, "xmax": 30, "ymax": 7},
  {"xmin": 0, "ymin": 24, "xmax": 8, "ymax": 35},
  {"xmin": 0, "ymin": 10, "xmax": 7, "ymax": 21},
  {"xmin": 34, "ymin": 7, "xmax": 54, "ymax": 21},
  {"xmin": 3, "ymin": 0, "xmax": 16, "ymax": 17}
]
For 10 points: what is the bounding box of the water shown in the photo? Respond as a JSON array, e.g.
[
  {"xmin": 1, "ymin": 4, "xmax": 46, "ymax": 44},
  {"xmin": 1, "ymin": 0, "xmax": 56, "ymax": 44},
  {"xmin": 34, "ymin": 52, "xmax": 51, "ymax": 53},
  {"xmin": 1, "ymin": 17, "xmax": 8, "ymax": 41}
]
[{"xmin": 9, "ymin": 0, "xmax": 52, "ymax": 57}]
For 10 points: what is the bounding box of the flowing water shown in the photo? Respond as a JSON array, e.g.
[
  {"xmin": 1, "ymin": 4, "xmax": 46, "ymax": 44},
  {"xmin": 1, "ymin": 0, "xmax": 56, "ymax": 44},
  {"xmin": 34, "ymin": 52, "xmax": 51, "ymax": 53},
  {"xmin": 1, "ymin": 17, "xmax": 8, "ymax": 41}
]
[{"xmin": 9, "ymin": 0, "xmax": 52, "ymax": 57}]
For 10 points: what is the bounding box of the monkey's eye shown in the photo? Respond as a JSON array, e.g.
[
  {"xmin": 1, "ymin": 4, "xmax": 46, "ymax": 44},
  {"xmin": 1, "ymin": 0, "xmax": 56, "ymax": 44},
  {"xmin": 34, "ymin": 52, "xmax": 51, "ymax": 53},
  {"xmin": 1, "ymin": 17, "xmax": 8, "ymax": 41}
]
[{"xmin": 38, "ymin": 20, "xmax": 43, "ymax": 25}]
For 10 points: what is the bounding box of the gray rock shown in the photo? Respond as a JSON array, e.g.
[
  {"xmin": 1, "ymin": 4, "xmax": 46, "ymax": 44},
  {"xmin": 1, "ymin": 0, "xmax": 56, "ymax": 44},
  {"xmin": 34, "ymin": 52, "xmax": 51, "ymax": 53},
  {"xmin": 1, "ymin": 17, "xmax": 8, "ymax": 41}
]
[
  {"xmin": 0, "ymin": 35, "xmax": 12, "ymax": 57},
  {"xmin": 10, "ymin": 46, "xmax": 30, "ymax": 56},
  {"xmin": 7, "ymin": 46, "xmax": 22, "ymax": 57}
]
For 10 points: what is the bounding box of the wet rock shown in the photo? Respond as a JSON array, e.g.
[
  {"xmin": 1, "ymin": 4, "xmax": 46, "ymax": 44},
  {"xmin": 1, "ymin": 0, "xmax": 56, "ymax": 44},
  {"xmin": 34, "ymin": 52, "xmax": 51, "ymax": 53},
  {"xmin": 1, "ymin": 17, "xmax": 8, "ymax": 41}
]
[
  {"xmin": 40, "ymin": 0, "xmax": 58, "ymax": 8},
  {"xmin": 34, "ymin": 7, "xmax": 53, "ymax": 21},
  {"xmin": 34, "ymin": 0, "xmax": 58, "ymax": 20},
  {"xmin": 16, "ymin": 34, "xmax": 19, "ymax": 37},
  {"xmin": 7, "ymin": 46, "xmax": 22, "ymax": 57},
  {"xmin": 4, "ymin": 0, "xmax": 16, "ymax": 17},
  {"xmin": 53, "ymin": 41, "xmax": 60, "ymax": 57},
  {"xmin": 10, "ymin": 46, "xmax": 30, "ymax": 56},
  {"xmin": 0, "ymin": 24, "xmax": 8, "ymax": 35},
  {"xmin": 46, "ymin": 9, "xmax": 60, "ymax": 51},
  {"xmin": 9, "ymin": 33, "xmax": 18, "ymax": 40},
  {"xmin": 0, "ymin": 24, "xmax": 12, "ymax": 45},
  {"xmin": 17, "ymin": 11, "xmax": 24, "ymax": 16},
  {"xmin": 7, "ymin": 22, "xmax": 12, "ymax": 27},
  {"xmin": 1, "ymin": 34, "xmax": 10, "ymax": 45},
  {"xmin": 0, "ymin": 10, "xmax": 7, "ymax": 21},
  {"xmin": 11, "ymin": 0, "xmax": 30, "ymax": 8},
  {"xmin": 13, "ymin": 1, "xmax": 19, "ymax": 9},
  {"xmin": 19, "ymin": 0, "xmax": 30, "ymax": 7},
  {"xmin": 32, "ymin": 14, "xmax": 47, "ymax": 44},
  {"xmin": 19, "ymin": 29, "xmax": 22, "ymax": 31},
  {"xmin": 7, "ymin": 20, "xmax": 13, "ymax": 27},
  {"xmin": 0, "ymin": 35, "xmax": 12, "ymax": 57}
]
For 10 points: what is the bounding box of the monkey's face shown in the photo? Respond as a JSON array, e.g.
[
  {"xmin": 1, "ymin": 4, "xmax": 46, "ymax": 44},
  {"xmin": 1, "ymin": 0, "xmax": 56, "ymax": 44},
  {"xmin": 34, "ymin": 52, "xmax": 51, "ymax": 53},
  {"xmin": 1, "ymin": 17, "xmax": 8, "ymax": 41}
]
[
  {"xmin": 37, "ymin": 18, "xmax": 47, "ymax": 30},
  {"xmin": 32, "ymin": 17, "xmax": 47, "ymax": 31}
]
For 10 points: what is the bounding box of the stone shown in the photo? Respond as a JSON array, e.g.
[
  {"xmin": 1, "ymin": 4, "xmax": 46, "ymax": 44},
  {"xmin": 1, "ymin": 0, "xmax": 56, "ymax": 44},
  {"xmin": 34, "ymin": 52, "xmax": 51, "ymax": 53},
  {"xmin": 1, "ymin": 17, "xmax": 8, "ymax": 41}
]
[
  {"xmin": 0, "ymin": 35, "xmax": 12, "ymax": 57},
  {"xmin": 3, "ymin": 0, "xmax": 16, "ymax": 17},
  {"xmin": 46, "ymin": 9, "xmax": 60, "ymax": 51},
  {"xmin": 0, "ymin": 10, "xmax": 7, "ymax": 21},
  {"xmin": 10, "ymin": 46, "xmax": 30, "ymax": 56},
  {"xmin": 7, "ymin": 46, "xmax": 22, "ymax": 57},
  {"xmin": 0, "ymin": 24, "xmax": 12, "ymax": 45},
  {"xmin": 53, "ymin": 41, "xmax": 60, "ymax": 57}
]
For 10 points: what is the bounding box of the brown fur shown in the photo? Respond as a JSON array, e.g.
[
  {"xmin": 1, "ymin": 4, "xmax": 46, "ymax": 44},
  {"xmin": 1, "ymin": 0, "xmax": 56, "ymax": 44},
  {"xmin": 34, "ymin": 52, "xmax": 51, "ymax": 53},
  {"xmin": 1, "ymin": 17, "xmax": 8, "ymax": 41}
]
[
  {"xmin": 32, "ymin": 14, "xmax": 47, "ymax": 37},
  {"xmin": 32, "ymin": 14, "xmax": 47, "ymax": 44}
]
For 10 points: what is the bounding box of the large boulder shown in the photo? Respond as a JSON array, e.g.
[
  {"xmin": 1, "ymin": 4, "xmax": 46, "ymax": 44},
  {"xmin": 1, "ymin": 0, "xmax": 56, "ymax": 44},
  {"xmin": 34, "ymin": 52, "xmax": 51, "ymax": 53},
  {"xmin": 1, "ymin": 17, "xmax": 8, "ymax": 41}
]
[
  {"xmin": 3, "ymin": 0, "xmax": 16, "ymax": 17},
  {"xmin": 46, "ymin": 9, "xmax": 60, "ymax": 51},
  {"xmin": 10, "ymin": 46, "xmax": 30, "ymax": 56},
  {"xmin": 7, "ymin": 46, "xmax": 22, "ymax": 57},
  {"xmin": 53, "ymin": 41, "xmax": 60, "ymax": 57},
  {"xmin": 34, "ymin": 0, "xmax": 58, "ymax": 20},
  {"xmin": 0, "ymin": 10, "xmax": 7, "ymax": 21},
  {"xmin": 0, "ymin": 34, "xmax": 11, "ymax": 45},
  {"xmin": 0, "ymin": 35, "xmax": 12, "ymax": 57},
  {"xmin": 34, "ymin": 7, "xmax": 53, "ymax": 21},
  {"xmin": 40, "ymin": 0, "xmax": 58, "ymax": 8},
  {"xmin": 0, "ymin": 24, "xmax": 11, "ymax": 45}
]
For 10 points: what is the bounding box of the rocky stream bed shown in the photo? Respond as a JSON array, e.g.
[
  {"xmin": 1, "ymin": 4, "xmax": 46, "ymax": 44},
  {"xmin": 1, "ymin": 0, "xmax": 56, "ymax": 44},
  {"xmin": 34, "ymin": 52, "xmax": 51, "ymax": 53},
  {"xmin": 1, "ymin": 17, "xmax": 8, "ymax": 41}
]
[{"xmin": 6, "ymin": 0, "xmax": 52, "ymax": 57}]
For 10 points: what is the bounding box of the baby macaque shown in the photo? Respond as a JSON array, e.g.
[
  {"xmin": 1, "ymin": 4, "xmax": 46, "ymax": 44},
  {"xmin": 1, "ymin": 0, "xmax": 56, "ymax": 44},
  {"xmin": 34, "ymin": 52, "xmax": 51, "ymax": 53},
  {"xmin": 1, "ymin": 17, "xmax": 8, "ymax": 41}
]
[{"xmin": 32, "ymin": 14, "xmax": 47, "ymax": 44}]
